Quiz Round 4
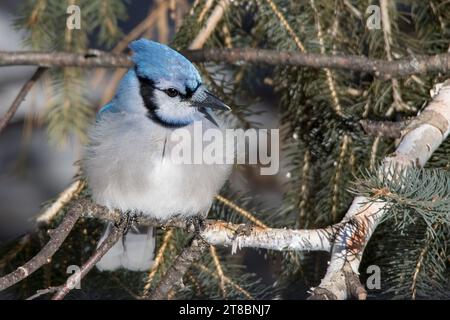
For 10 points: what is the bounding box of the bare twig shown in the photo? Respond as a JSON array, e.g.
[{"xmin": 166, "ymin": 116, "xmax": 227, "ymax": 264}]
[
  {"xmin": 0, "ymin": 67, "xmax": 46, "ymax": 133},
  {"xmin": 146, "ymin": 235, "xmax": 208, "ymax": 300},
  {"xmin": 359, "ymin": 119, "xmax": 409, "ymax": 139},
  {"xmin": 2, "ymin": 49, "xmax": 450, "ymax": 79},
  {"xmin": 26, "ymin": 286, "xmax": 60, "ymax": 300},
  {"xmin": 51, "ymin": 218, "xmax": 127, "ymax": 300},
  {"xmin": 0, "ymin": 200, "xmax": 83, "ymax": 291}
]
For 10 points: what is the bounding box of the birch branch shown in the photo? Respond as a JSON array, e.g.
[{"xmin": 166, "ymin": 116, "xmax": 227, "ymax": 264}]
[
  {"xmin": 309, "ymin": 79, "xmax": 450, "ymax": 300},
  {"xmin": 77, "ymin": 198, "xmax": 332, "ymax": 252},
  {"xmin": 1, "ymin": 49, "xmax": 450, "ymax": 79}
]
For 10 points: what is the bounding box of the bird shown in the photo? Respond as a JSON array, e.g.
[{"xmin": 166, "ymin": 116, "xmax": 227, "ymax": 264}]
[{"xmin": 83, "ymin": 39, "xmax": 232, "ymax": 271}]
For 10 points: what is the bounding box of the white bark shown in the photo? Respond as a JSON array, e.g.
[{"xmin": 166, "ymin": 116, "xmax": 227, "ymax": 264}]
[
  {"xmin": 311, "ymin": 80, "xmax": 450, "ymax": 299},
  {"xmin": 201, "ymin": 221, "xmax": 332, "ymax": 253}
]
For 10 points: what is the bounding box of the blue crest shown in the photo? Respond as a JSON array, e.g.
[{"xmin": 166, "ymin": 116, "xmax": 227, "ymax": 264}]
[{"xmin": 129, "ymin": 39, "xmax": 201, "ymax": 93}]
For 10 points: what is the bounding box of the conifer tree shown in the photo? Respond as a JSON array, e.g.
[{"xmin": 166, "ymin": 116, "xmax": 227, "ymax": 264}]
[{"xmin": 0, "ymin": 0, "xmax": 449, "ymax": 300}]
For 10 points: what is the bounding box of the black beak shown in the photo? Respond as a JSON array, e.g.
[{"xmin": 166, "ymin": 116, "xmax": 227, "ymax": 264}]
[{"xmin": 190, "ymin": 90, "xmax": 231, "ymax": 111}]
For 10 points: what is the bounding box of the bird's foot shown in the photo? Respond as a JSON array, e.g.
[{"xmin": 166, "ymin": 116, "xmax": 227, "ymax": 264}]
[
  {"xmin": 186, "ymin": 215, "xmax": 206, "ymax": 234},
  {"xmin": 116, "ymin": 210, "xmax": 140, "ymax": 234},
  {"xmin": 231, "ymin": 224, "xmax": 253, "ymax": 241}
]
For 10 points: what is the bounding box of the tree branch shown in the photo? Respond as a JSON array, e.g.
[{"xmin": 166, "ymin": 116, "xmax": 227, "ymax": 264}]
[
  {"xmin": 146, "ymin": 235, "xmax": 208, "ymax": 300},
  {"xmin": 309, "ymin": 79, "xmax": 450, "ymax": 300},
  {"xmin": 51, "ymin": 218, "xmax": 127, "ymax": 300},
  {"xmin": 0, "ymin": 200, "xmax": 83, "ymax": 291},
  {"xmin": 359, "ymin": 119, "xmax": 409, "ymax": 139},
  {"xmin": 74, "ymin": 198, "xmax": 332, "ymax": 252},
  {"xmin": 0, "ymin": 67, "xmax": 46, "ymax": 134},
  {"xmin": 2, "ymin": 78, "xmax": 450, "ymax": 298},
  {"xmin": 1, "ymin": 49, "xmax": 450, "ymax": 79},
  {"xmin": 189, "ymin": 0, "xmax": 230, "ymax": 50}
]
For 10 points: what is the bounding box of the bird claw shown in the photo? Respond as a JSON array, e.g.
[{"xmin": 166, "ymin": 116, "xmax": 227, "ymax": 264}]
[
  {"xmin": 116, "ymin": 210, "xmax": 140, "ymax": 234},
  {"xmin": 186, "ymin": 216, "xmax": 206, "ymax": 234}
]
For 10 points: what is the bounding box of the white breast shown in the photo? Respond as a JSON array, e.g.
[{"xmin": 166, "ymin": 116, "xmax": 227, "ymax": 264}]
[{"xmin": 83, "ymin": 112, "xmax": 232, "ymax": 219}]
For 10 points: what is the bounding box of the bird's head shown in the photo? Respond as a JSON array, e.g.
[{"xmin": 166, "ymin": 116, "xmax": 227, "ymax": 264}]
[{"xmin": 121, "ymin": 39, "xmax": 230, "ymax": 127}]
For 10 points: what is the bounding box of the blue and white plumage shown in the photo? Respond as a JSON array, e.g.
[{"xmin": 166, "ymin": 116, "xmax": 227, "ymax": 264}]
[{"xmin": 83, "ymin": 39, "xmax": 232, "ymax": 271}]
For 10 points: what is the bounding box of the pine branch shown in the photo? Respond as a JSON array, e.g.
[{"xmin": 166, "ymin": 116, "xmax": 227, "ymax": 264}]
[
  {"xmin": 215, "ymin": 195, "xmax": 268, "ymax": 228},
  {"xmin": 194, "ymin": 263, "xmax": 254, "ymax": 299},
  {"xmin": 263, "ymin": 0, "xmax": 306, "ymax": 52},
  {"xmin": 209, "ymin": 245, "xmax": 227, "ymax": 298},
  {"xmin": 309, "ymin": 0, "xmax": 343, "ymax": 116},
  {"xmin": 36, "ymin": 180, "xmax": 86, "ymax": 224},
  {"xmin": 380, "ymin": 0, "xmax": 413, "ymax": 116},
  {"xmin": 142, "ymin": 229, "xmax": 175, "ymax": 296},
  {"xmin": 1, "ymin": 49, "xmax": 450, "ymax": 79},
  {"xmin": 0, "ymin": 67, "xmax": 46, "ymax": 134},
  {"xmin": 189, "ymin": 0, "xmax": 230, "ymax": 50}
]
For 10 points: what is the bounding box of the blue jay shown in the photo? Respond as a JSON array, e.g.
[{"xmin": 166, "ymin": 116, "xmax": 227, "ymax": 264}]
[{"xmin": 83, "ymin": 39, "xmax": 232, "ymax": 271}]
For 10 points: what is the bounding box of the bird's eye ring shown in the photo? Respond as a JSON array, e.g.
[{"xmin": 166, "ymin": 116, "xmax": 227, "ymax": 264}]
[{"xmin": 165, "ymin": 88, "xmax": 179, "ymax": 98}]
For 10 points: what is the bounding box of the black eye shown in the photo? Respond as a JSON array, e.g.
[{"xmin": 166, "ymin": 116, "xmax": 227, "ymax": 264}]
[{"xmin": 165, "ymin": 88, "xmax": 179, "ymax": 98}]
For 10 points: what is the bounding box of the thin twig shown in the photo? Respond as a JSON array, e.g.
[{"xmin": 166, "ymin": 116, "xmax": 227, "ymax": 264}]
[
  {"xmin": 2, "ymin": 49, "xmax": 450, "ymax": 79},
  {"xmin": 51, "ymin": 218, "xmax": 127, "ymax": 300},
  {"xmin": 0, "ymin": 200, "xmax": 83, "ymax": 291},
  {"xmin": 0, "ymin": 67, "xmax": 46, "ymax": 134},
  {"xmin": 359, "ymin": 119, "xmax": 409, "ymax": 139},
  {"xmin": 26, "ymin": 286, "xmax": 60, "ymax": 300},
  {"xmin": 146, "ymin": 235, "xmax": 208, "ymax": 300}
]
